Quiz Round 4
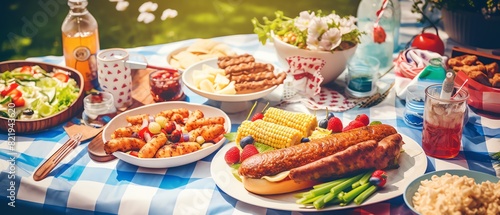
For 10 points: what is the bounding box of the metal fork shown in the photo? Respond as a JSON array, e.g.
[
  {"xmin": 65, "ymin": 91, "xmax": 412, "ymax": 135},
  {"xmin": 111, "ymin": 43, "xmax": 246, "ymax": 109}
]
[
  {"xmin": 33, "ymin": 133, "xmax": 83, "ymax": 181},
  {"xmin": 357, "ymin": 82, "xmax": 395, "ymax": 108}
]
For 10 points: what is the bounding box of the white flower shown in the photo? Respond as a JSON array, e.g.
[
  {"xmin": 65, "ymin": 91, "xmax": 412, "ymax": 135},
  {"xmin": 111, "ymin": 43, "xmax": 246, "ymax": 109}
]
[
  {"xmin": 319, "ymin": 28, "xmax": 342, "ymax": 51},
  {"xmin": 115, "ymin": 1, "xmax": 129, "ymax": 11},
  {"xmin": 294, "ymin": 11, "xmax": 315, "ymax": 31},
  {"xmin": 325, "ymin": 13, "xmax": 342, "ymax": 24},
  {"xmin": 138, "ymin": 1, "xmax": 158, "ymax": 13},
  {"xmin": 307, "ymin": 17, "xmax": 328, "ymax": 38},
  {"xmin": 138, "ymin": 12, "xmax": 155, "ymax": 24},
  {"xmin": 161, "ymin": 9, "xmax": 178, "ymax": 20},
  {"xmin": 338, "ymin": 16, "xmax": 357, "ymax": 35}
]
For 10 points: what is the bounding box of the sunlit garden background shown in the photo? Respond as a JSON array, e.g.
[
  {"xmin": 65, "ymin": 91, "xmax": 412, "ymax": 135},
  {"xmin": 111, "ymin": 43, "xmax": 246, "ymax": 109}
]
[{"xmin": 1, "ymin": 0, "xmax": 359, "ymax": 61}]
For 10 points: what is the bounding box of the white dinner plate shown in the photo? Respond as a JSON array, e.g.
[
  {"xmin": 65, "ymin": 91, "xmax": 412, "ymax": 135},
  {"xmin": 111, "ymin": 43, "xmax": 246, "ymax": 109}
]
[
  {"xmin": 182, "ymin": 58, "xmax": 280, "ymax": 102},
  {"xmin": 210, "ymin": 134, "xmax": 427, "ymax": 211},
  {"xmin": 102, "ymin": 102, "xmax": 231, "ymax": 168}
]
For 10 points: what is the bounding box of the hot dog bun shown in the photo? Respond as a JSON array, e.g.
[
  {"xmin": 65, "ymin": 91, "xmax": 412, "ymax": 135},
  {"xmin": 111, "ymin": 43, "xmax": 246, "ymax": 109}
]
[{"xmin": 241, "ymin": 176, "xmax": 319, "ymax": 195}]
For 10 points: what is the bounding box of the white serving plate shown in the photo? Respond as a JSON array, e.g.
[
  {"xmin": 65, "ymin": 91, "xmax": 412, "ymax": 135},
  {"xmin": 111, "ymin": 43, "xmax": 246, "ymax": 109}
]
[
  {"xmin": 210, "ymin": 134, "xmax": 427, "ymax": 211},
  {"xmin": 102, "ymin": 102, "xmax": 231, "ymax": 168},
  {"xmin": 182, "ymin": 58, "xmax": 280, "ymax": 102}
]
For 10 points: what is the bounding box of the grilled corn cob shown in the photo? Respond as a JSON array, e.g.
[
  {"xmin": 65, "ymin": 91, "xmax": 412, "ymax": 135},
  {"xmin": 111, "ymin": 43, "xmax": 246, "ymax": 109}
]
[
  {"xmin": 236, "ymin": 120, "xmax": 302, "ymax": 149},
  {"xmin": 263, "ymin": 107, "xmax": 317, "ymax": 137}
]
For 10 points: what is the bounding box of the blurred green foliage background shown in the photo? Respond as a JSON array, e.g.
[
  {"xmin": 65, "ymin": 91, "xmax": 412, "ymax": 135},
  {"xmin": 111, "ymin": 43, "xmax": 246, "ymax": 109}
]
[{"xmin": 1, "ymin": 0, "xmax": 359, "ymax": 61}]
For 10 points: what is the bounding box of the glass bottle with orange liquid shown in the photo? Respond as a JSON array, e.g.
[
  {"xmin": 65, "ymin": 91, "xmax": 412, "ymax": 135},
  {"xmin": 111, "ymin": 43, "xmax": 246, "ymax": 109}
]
[{"xmin": 62, "ymin": 0, "xmax": 100, "ymax": 91}]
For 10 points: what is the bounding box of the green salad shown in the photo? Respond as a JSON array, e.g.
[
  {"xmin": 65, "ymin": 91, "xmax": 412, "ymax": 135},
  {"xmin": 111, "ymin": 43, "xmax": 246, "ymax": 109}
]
[{"xmin": 0, "ymin": 65, "xmax": 80, "ymax": 120}]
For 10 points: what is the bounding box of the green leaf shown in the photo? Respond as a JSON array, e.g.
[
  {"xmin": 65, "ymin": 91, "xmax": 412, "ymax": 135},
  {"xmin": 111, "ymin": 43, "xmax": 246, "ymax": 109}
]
[{"xmin": 224, "ymin": 132, "xmax": 237, "ymax": 142}]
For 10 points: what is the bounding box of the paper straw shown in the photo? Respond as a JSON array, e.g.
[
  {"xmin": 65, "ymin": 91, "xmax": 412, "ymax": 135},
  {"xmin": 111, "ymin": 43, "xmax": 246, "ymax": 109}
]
[{"xmin": 452, "ymin": 79, "xmax": 468, "ymax": 99}]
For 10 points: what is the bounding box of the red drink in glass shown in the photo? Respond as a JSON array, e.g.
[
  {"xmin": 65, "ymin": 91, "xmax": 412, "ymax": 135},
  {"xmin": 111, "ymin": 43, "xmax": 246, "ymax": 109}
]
[
  {"xmin": 422, "ymin": 121, "xmax": 463, "ymax": 159},
  {"xmin": 422, "ymin": 84, "xmax": 469, "ymax": 159},
  {"xmin": 149, "ymin": 70, "xmax": 184, "ymax": 102}
]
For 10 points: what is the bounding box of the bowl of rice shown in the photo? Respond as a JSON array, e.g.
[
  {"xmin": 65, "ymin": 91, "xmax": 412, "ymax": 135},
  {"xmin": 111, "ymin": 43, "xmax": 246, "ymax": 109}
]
[{"xmin": 404, "ymin": 169, "xmax": 500, "ymax": 215}]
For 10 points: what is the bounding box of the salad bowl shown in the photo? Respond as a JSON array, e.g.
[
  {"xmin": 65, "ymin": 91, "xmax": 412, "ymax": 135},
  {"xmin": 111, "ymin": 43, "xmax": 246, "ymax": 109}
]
[{"xmin": 0, "ymin": 60, "xmax": 84, "ymax": 133}]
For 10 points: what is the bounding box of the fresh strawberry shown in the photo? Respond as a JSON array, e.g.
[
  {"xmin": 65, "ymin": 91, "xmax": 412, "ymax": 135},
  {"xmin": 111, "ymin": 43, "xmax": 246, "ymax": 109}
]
[
  {"xmin": 240, "ymin": 144, "xmax": 259, "ymax": 162},
  {"xmin": 355, "ymin": 114, "xmax": 370, "ymax": 126},
  {"xmin": 326, "ymin": 117, "xmax": 343, "ymax": 133},
  {"xmin": 369, "ymin": 170, "xmax": 387, "ymax": 187},
  {"xmin": 343, "ymin": 120, "xmax": 365, "ymax": 132},
  {"xmin": 224, "ymin": 146, "xmax": 241, "ymax": 165},
  {"xmin": 251, "ymin": 112, "xmax": 264, "ymax": 121},
  {"xmin": 373, "ymin": 25, "xmax": 386, "ymax": 44}
]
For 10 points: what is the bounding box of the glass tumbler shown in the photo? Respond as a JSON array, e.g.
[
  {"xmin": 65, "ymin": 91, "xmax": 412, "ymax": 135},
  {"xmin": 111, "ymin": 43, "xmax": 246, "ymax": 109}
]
[
  {"xmin": 345, "ymin": 55, "xmax": 380, "ymax": 98},
  {"xmin": 422, "ymin": 84, "xmax": 469, "ymax": 159},
  {"xmin": 149, "ymin": 70, "xmax": 184, "ymax": 102}
]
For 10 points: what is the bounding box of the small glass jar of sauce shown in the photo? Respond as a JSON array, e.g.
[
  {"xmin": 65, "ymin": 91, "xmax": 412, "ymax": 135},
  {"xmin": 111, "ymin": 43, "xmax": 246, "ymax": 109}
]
[
  {"xmin": 149, "ymin": 70, "xmax": 184, "ymax": 102},
  {"xmin": 83, "ymin": 91, "xmax": 116, "ymax": 127}
]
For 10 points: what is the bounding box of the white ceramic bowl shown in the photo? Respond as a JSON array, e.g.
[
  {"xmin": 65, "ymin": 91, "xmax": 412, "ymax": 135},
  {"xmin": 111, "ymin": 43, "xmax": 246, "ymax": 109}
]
[
  {"xmin": 102, "ymin": 102, "xmax": 231, "ymax": 168},
  {"xmin": 403, "ymin": 169, "xmax": 500, "ymax": 214},
  {"xmin": 182, "ymin": 58, "xmax": 279, "ymax": 102},
  {"xmin": 272, "ymin": 35, "xmax": 357, "ymax": 84}
]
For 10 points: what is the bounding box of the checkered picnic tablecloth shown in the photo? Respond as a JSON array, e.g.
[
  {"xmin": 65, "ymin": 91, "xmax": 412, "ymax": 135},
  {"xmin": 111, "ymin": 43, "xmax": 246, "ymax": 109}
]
[{"xmin": 1, "ymin": 1, "xmax": 499, "ymax": 214}]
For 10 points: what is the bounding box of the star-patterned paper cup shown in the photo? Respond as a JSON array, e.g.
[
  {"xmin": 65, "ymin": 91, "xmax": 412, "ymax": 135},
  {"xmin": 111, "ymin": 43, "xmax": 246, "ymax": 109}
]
[{"xmin": 97, "ymin": 48, "xmax": 133, "ymax": 110}]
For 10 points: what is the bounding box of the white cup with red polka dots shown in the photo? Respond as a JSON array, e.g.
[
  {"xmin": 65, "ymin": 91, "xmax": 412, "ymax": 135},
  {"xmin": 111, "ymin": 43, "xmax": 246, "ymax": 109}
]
[{"xmin": 96, "ymin": 48, "xmax": 133, "ymax": 110}]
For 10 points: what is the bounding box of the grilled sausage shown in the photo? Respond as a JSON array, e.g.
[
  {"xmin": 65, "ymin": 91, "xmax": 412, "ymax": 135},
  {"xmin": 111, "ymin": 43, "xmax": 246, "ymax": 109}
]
[
  {"xmin": 111, "ymin": 125, "xmax": 140, "ymax": 139},
  {"xmin": 155, "ymin": 142, "xmax": 201, "ymax": 158},
  {"xmin": 289, "ymin": 133, "xmax": 403, "ymax": 182},
  {"xmin": 126, "ymin": 114, "xmax": 148, "ymax": 125},
  {"xmin": 185, "ymin": 117, "xmax": 225, "ymax": 132},
  {"xmin": 138, "ymin": 133, "xmax": 167, "ymax": 158},
  {"xmin": 104, "ymin": 137, "xmax": 147, "ymax": 154},
  {"xmin": 238, "ymin": 124, "xmax": 397, "ymax": 178}
]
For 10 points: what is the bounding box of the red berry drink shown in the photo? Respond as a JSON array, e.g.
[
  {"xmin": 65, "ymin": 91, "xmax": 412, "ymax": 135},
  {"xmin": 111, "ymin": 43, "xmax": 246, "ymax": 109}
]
[
  {"xmin": 422, "ymin": 84, "xmax": 469, "ymax": 159},
  {"xmin": 422, "ymin": 121, "xmax": 463, "ymax": 158},
  {"xmin": 149, "ymin": 70, "xmax": 184, "ymax": 102}
]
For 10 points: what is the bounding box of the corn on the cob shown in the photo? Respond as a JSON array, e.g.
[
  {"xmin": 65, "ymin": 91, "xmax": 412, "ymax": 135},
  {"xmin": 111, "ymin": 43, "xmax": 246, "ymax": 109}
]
[
  {"xmin": 236, "ymin": 120, "xmax": 302, "ymax": 149},
  {"xmin": 263, "ymin": 107, "xmax": 317, "ymax": 137}
]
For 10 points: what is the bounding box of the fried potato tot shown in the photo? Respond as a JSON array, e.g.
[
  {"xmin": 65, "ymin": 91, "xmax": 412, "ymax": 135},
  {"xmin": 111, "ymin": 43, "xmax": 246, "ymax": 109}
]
[
  {"xmin": 189, "ymin": 124, "xmax": 225, "ymax": 142},
  {"xmin": 138, "ymin": 133, "xmax": 168, "ymax": 158},
  {"xmin": 185, "ymin": 117, "xmax": 225, "ymax": 132},
  {"xmin": 104, "ymin": 137, "xmax": 147, "ymax": 154},
  {"xmin": 155, "ymin": 142, "xmax": 201, "ymax": 158}
]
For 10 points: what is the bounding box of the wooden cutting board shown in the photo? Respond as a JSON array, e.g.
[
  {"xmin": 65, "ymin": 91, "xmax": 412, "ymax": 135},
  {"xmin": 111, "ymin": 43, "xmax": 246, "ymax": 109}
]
[
  {"xmin": 63, "ymin": 122, "xmax": 116, "ymax": 162},
  {"xmin": 87, "ymin": 132, "xmax": 116, "ymax": 162}
]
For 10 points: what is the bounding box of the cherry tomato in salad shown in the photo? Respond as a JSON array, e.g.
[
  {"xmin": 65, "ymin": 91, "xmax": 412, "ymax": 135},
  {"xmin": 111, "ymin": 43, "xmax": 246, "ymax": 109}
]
[
  {"xmin": 411, "ymin": 32, "xmax": 445, "ymax": 55},
  {"xmin": 13, "ymin": 97, "xmax": 25, "ymax": 107},
  {"xmin": 5, "ymin": 89, "xmax": 25, "ymax": 107},
  {"xmin": 1, "ymin": 83, "xmax": 19, "ymax": 97},
  {"xmin": 6, "ymin": 89, "xmax": 22, "ymax": 101},
  {"xmin": 369, "ymin": 170, "xmax": 387, "ymax": 187},
  {"xmin": 53, "ymin": 72, "xmax": 69, "ymax": 82},
  {"xmin": 20, "ymin": 66, "xmax": 33, "ymax": 74},
  {"xmin": 138, "ymin": 127, "xmax": 152, "ymax": 140}
]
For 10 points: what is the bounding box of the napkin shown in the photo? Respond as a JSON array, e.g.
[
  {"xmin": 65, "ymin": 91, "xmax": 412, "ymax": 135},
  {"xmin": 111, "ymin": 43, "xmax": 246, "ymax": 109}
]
[
  {"xmin": 394, "ymin": 48, "xmax": 448, "ymax": 100},
  {"xmin": 281, "ymin": 56, "xmax": 359, "ymax": 111},
  {"xmin": 285, "ymin": 56, "xmax": 325, "ymax": 97}
]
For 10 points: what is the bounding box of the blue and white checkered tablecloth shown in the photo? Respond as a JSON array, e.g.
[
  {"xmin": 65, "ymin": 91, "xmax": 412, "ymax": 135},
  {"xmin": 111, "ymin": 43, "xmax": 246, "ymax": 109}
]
[{"xmin": 1, "ymin": 1, "xmax": 499, "ymax": 214}]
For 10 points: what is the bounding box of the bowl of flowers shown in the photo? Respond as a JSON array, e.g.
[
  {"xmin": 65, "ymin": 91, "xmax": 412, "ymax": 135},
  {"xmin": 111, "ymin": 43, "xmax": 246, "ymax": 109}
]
[{"xmin": 252, "ymin": 10, "xmax": 363, "ymax": 84}]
